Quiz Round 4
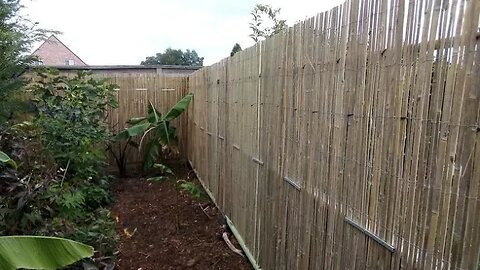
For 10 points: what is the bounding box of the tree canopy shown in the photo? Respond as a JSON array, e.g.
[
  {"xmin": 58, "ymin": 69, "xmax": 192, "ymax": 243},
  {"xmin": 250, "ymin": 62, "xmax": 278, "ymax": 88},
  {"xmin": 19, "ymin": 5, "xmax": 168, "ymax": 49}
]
[
  {"xmin": 249, "ymin": 4, "xmax": 287, "ymax": 42},
  {"xmin": 230, "ymin": 43, "xmax": 242, "ymax": 57},
  {"xmin": 140, "ymin": 48, "xmax": 204, "ymax": 66},
  {"xmin": 0, "ymin": 0, "xmax": 50, "ymax": 122}
]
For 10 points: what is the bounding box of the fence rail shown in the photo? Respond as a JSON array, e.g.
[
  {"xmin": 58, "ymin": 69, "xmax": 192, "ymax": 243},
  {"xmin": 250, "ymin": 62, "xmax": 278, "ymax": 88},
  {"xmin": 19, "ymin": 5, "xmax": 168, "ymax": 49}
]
[{"xmin": 185, "ymin": 0, "xmax": 480, "ymax": 269}]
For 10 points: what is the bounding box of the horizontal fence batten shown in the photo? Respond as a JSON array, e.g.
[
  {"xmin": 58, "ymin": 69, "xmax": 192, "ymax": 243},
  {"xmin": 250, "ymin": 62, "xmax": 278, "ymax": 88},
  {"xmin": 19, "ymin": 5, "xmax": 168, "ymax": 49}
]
[{"xmin": 345, "ymin": 217, "xmax": 395, "ymax": 253}]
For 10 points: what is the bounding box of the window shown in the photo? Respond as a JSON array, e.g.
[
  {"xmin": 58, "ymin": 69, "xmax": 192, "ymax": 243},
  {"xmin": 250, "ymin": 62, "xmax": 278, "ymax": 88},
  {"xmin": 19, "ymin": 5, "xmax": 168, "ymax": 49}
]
[{"xmin": 65, "ymin": 59, "xmax": 75, "ymax": 66}]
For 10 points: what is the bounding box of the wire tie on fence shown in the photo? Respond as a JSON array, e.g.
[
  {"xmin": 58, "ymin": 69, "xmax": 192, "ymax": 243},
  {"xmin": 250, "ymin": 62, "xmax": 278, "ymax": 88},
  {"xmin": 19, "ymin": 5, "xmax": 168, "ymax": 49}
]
[
  {"xmin": 345, "ymin": 217, "xmax": 395, "ymax": 253},
  {"xmin": 207, "ymin": 132, "xmax": 213, "ymax": 136},
  {"xmin": 283, "ymin": 176, "xmax": 301, "ymax": 190},
  {"xmin": 218, "ymin": 135, "xmax": 225, "ymax": 140},
  {"xmin": 252, "ymin": 157, "xmax": 264, "ymax": 166},
  {"xmin": 233, "ymin": 144, "xmax": 240, "ymax": 150},
  {"xmin": 200, "ymin": 127, "xmax": 205, "ymax": 131}
]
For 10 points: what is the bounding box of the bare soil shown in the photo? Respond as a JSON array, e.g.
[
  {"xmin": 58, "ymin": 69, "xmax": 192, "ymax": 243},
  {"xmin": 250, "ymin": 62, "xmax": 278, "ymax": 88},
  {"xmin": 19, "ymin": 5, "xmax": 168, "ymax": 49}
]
[{"xmin": 111, "ymin": 161, "xmax": 252, "ymax": 270}]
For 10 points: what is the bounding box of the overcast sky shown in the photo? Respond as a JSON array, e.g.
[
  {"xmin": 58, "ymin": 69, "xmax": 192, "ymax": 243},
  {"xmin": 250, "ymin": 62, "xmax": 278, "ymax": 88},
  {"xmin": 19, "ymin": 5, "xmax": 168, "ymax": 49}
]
[{"xmin": 21, "ymin": 0, "xmax": 345, "ymax": 66}]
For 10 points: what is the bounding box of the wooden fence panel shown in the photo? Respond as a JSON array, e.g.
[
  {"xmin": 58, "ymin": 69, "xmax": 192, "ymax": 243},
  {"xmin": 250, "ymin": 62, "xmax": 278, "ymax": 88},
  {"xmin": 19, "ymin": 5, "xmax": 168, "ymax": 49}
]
[{"xmin": 186, "ymin": 0, "xmax": 480, "ymax": 269}]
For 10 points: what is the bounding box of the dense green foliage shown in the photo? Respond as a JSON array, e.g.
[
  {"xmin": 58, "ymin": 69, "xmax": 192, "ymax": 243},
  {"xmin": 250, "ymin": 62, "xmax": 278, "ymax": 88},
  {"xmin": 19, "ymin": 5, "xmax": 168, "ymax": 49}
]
[
  {"xmin": 31, "ymin": 70, "xmax": 118, "ymax": 180},
  {"xmin": 249, "ymin": 4, "xmax": 287, "ymax": 42},
  {"xmin": 0, "ymin": 0, "xmax": 50, "ymax": 122},
  {"xmin": 140, "ymin": 48, "xmax": 204, "ymax": 66},
  {"xmin": 0, "ymin": 71, "xmax": 119, "ymax": 268},
  {"xmin": 0, "ymin": 1, "xmax": 118, "ymax": 268}
]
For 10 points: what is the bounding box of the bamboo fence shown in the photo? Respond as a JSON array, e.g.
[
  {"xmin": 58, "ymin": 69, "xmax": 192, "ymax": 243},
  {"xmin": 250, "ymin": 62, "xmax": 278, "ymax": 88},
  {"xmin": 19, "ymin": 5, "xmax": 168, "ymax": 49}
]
[{"xmin": 186, "ymin": 0, "xmax": 480, "ymax": 269}]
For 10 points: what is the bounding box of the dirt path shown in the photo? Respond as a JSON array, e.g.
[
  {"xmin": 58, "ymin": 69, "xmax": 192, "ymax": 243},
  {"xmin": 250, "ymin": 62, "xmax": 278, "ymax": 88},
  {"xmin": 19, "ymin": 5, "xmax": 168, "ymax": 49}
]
[{"xmin": 111, "ymin": 162, "xmax": 252, "ymax": 270}]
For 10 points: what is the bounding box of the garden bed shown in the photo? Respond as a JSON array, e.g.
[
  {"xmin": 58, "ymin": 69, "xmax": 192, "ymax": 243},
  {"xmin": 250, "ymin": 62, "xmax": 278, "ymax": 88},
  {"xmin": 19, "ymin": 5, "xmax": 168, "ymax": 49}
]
[{"xmin": 111, "ymin": 161, "xmax": 252, "ymax": 270}]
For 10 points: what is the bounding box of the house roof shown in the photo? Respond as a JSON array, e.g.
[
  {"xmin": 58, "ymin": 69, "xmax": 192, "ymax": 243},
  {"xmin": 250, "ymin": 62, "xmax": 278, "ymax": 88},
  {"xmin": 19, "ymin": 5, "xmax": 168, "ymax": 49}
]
[{"xmin": 31, "ymin": 35, "xmax": 87, "ymax": 65}]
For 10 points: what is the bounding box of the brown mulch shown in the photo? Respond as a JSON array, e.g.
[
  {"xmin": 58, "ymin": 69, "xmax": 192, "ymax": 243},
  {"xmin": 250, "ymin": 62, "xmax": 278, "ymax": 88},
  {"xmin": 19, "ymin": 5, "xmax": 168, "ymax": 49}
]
[{"xmin": 111, "ymin": 161, "xmax": 252, "ymax": 270}]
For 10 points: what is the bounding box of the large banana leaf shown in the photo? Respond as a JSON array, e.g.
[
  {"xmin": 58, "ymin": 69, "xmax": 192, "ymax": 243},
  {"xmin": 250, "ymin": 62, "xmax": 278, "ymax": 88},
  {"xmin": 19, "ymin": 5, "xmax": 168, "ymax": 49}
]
[
  {"xmin": 127, "ymin": 122, "xmax": 152, "ymax": 137},
  {"xmin": 114, "ymin": 122, "xmax": 151, "ymax": 141},
  {"xmin": 163, "ymin": 93, "xmax": 193, "ymax": 122},
  {"xmin": 0, "ymin": 235, "xmax": 93, "ymax": 270},
  {"xmin": 0, "ymin": 151, "xmax": 17, "ymax": 169},
  {"xmin": 113, "ymin": 130, "xmax": 131, "ymax": 141}
]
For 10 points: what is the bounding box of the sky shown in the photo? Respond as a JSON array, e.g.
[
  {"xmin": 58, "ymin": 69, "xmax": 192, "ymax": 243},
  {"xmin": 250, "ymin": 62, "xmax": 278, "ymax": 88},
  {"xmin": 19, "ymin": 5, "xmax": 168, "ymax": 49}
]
[{"xmin": 21, "ymin": 0, "xmax": 345, "ymax": 66}]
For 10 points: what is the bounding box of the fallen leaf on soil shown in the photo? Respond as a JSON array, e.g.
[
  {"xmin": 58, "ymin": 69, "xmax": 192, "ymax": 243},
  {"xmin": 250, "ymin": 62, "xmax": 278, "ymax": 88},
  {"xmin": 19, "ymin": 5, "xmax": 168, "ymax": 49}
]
[
  {"xmin": 123, "ymin": 227, "xmax": 137, "ymax": 238},
  {"xmin": 186, "ymin": 258, "xmax": 197, "ymax": 267}
]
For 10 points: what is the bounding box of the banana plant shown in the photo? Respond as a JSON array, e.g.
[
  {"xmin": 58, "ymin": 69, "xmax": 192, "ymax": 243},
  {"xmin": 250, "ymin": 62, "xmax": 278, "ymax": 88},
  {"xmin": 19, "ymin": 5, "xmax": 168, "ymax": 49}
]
[
  {"xmin": 0, "ymin": 235, "xmax": 93, "ymax": 270},
  {"xmin": 114, "ymin": 93, "xmax": 193, "ymax": 171}
]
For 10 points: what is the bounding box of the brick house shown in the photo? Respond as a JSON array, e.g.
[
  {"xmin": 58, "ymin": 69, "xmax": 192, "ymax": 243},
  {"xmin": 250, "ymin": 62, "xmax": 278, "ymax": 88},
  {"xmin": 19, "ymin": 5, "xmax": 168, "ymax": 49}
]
[
  {"xmin": 30, "ymin": 35, "xmax": 202, "ymax": 76},
  {"xmin": 32, "ymin": 35, "xmax": 87, "ymax": 66}
]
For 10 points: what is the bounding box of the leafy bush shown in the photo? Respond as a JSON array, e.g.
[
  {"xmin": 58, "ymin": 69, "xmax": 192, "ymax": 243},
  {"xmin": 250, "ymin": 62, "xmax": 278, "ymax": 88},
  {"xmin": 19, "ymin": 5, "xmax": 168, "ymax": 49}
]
[
  {"xmin": 29, "ymin": 69, "xmax": 118, "ymax": 255},
  {"xmin": 0, "ymin": 123, "xmax": 58, "ymax": 234},
  {"xmin": 31, "ymin": 69, "xmax": 118, "ymax": 181},
  {"xmin": 0, "ymin": 70, "xmax": 119, "ymax": 267},
  {"xmin": 0, "ymin": 2, "xmax": 117, "ymax": 267},
  {"xmin": 0, "ymin": 123, "xmax": 118, "ymax": 258},
  {"xmin": 40, "ymin": 208, "xmax": 118, "ymax": 257}
]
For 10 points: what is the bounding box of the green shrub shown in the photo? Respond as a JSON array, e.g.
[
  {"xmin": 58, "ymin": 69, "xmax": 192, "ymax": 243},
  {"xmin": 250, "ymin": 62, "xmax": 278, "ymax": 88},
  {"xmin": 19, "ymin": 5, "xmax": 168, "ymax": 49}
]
[
  {"xmin": 0, "ymin": 2, "xmax": 117, "ymax": 268},
  {"xmin": 31, "ymin": 70, "xmax": 117, "ymax": 181},
  {"xmin": 0, "ymin": 70, "xmax": 119, "ymax": 267}
]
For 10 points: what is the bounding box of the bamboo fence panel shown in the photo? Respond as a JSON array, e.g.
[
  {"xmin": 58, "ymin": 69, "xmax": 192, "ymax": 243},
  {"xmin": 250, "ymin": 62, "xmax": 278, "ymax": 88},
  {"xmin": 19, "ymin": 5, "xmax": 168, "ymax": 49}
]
[{"xmin": 186, "ymin": 0, "xmax": 480, "ymax": 269}]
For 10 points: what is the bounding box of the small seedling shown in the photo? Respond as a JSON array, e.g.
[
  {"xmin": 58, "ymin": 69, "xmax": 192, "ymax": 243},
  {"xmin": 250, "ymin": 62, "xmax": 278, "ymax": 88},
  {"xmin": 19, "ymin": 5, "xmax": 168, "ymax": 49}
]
[{"xmin": 147, "ymin": 163, "xmax": 205, "ymax": 232}]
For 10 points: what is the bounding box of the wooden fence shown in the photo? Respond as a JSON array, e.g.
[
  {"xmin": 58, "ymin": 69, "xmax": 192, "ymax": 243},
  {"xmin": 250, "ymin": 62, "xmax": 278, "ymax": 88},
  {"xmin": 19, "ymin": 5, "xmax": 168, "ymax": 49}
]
[
  {"xmin": 104, "ymin": 74, "xmax": 189, "ymax": 167},
  {"xmin": 186, "ymin": 0, "xmax": 480, "ymax": 269}
]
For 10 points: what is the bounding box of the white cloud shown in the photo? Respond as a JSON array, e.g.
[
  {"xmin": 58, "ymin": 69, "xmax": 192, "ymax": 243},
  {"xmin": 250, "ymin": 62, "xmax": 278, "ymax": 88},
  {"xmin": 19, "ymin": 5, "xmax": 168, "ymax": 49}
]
[{"xmin": 21, "ymin": 0, "xmax": 345, "ymax": 65}]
